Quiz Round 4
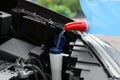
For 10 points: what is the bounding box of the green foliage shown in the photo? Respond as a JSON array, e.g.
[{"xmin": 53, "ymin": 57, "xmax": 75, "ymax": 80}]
[
  {"xmin": 36, "ymin": 0, "xmax": 49, "ymax": 7},
  {"xmin": 62, "ymin": 0, "xmax": 82, "ymax": 12},
  {"xmin": 49, "ymin": 4, "xmax": 76, "ymax": 18},
  {"xmin": 36, "ymin": 0, "xmax": 81, "ymax": 18}
]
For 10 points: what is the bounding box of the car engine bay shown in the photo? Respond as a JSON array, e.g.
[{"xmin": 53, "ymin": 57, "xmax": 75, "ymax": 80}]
[{"xmin": 0, "ymin": 0, "xmax": 119, "ymax": 80}]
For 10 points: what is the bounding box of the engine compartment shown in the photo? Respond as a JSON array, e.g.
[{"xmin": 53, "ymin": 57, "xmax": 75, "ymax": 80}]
[
  {"xmin": 0, "ymin": 37, "xmax": 110, "ymax": 80},
  {"xmin": 0, "ymin": 0, "xmax": 115, "ymax": 80}
]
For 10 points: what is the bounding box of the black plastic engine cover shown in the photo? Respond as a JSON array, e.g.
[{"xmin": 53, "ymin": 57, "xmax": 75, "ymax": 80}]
[{"xmin": 0, "ymin": 11, "xmax": 11, "ymax": 35}]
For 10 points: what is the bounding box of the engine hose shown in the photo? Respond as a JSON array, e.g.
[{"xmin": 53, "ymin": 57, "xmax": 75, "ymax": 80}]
[
  {"xmin": 32, "ymin": 65, "xmax": 48, "ymax": 80},
  {"xmin": 26, "ymin": 57, "xmax": 44, "ymax": 71},
  {"xmin": 34, "ymin": 72, "xmax": 39, "ymax": 80}
]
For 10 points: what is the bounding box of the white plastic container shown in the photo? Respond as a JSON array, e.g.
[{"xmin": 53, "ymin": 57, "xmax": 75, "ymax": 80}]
[{"xmin": 50, "ymin": 48, "xmax": 63, "ymax": 80}]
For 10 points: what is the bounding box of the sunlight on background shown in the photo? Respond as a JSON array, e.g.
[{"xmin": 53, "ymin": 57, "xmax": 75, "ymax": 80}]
[{"xmin": 34, "ymin": 0, "xmax": 82, "ymax": 18}]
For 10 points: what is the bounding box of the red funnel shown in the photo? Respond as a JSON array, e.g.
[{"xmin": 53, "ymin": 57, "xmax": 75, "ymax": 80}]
[{"xmin": 64, "ymin": 22, "xmax": 88, "ymax": 32}]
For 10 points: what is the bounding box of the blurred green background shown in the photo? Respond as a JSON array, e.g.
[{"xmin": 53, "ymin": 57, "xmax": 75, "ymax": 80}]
[{"xmin": 36, "ymin": 0, "xmax": 82, "ymax": 18}]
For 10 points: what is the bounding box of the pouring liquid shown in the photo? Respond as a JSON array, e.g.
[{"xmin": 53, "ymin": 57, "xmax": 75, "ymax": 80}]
[{"xmin": 56, "ymin": 30, "xmax": 65, "ymax": 49}]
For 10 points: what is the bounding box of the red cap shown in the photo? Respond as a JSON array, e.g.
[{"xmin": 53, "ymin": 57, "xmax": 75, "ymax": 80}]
[{"xmin": 64, "ymin": 21, "xmax": 89, "ymax": 32}]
